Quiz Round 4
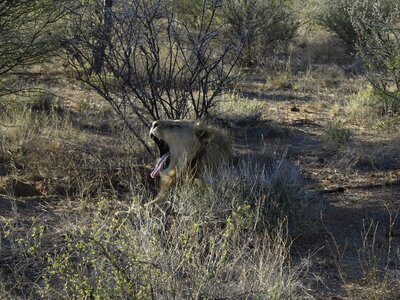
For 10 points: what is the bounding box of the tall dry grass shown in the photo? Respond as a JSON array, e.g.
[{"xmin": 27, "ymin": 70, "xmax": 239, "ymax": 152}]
[{"xmin": 0, "ymin": 105, "xmax": 316, "ymax": 298}]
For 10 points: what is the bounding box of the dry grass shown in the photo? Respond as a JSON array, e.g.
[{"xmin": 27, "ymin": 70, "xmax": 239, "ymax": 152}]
[
  {"xmin": 0, "ymin": 99, "xmax": 152, "ymax": 199},
  {"xmin": 218, "ymin": 91, "xmax": 268, "ymax": 119},
  {"xmin": 321, "ymin": 121, "xmax": 352, "ymax": 150},
  {"xmin": 333, "ymin": 143, "xmax": 400, "ymax": 172},
  {"xmin": 346, "ymin": 85, "xmax": 383, "ymax": 124},
  {"xmin": 0, "ymin": 103, "xmax": 316, "ymax": 299},
  {"xmin": 269, "ymin": 71, "xmax": 293, "ymax": 90},
  {"xmin": 1, "ymin": 210, "xmax": 311, "ymax": 299},
  {"xmin": 327, "ymin": 213, "xmax": 400, "ymax": 300}
]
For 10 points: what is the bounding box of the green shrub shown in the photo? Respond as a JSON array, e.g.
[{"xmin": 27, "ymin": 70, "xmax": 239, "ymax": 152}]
[
  {"xmin": 222, "ymin": 0, "xmax": 299, "ymax": 66},
  {"xmin": 318, "ymin": 0, "xmax": 400, "ymax": 115},
  {"xmin": 316, "ymin": 0, "xmax": 359, "ymax": 51},
  {"xmin": 37, "ymin": 213, "xmax": 306, "ymax": 299},
  {"xmin": 317, "ymin": 0, "xmax": 394, "ymax": 51},
  {"xmin": 352, "ymin": 0, "xmax": 400, "ymax": 115}
]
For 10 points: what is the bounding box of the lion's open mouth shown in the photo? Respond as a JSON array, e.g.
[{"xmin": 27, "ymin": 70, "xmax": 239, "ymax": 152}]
[{"xmin": 150, "ymin": 134, "xmax": 170, "ymax": 178}]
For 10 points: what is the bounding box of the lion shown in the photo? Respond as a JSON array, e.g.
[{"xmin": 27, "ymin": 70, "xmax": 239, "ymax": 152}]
[{"xmin": 146, "ymin": 119, "xmax": 231, "ymax": 206}]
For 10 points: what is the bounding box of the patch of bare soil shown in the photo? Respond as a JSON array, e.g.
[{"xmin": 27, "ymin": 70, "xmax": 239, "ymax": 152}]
[{"xmin": 231, "ymin": 97, "xmax": 400, "ymax": 298}]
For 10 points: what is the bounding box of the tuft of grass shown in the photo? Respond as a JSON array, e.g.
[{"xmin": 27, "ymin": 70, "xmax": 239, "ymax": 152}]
[
  {"xmin": 218, "ymin": 92, "xmax": 267, "ymax": 121},
  {"xmin": 347, "ymin": 85, "xmax": 400, "ymax": 132},
  {"xmin": 321, "ymin": 121, "xmax": 352, "ymax": 149},
  {"xmin": 298, "ymin": 64, "xmax": 346, "ymax": 93},
  {"xmin": 171, "ymin": 155, "xmax": 318, "ymax": 235},
  {"xmin": 29, "ymin": 91, "xmax": 59, "ymax": 114},
  {"xmin": 321, "ymin": 65, "xmax": 345, "ymax": 88},
  {"xmin": 328, "ymin": 213, "xmax": 400, "ymax": 300},
  {"xmin": 347, "ymin": 85, "xmax": 381, "ymax": 121},
  {"xmin": 269, "ymin": 71, "xmax": 293, "ymax": 90}
]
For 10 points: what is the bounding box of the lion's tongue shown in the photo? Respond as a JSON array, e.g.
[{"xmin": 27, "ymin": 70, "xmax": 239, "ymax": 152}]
[{"xmin": 151, "ymin": 153, "xmax": 170, "ymax": 178}]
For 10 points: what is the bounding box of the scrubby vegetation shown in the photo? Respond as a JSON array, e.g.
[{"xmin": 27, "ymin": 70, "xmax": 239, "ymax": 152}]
[
  {"xmin": 222, "ymin": 0, "xmax": 299, "ymax": 66},
  {"xmin": 1, "ymin": 0, "xmax": 400, "ymax": 299},
  {"xmin": 321, "ymin": 121, "xmax": 352, "ymax": 149},
  {"xmin": 1, "ymin": 137, "xmax": 312, "ymax": 298},
  {"xmin": 318, "ymin": 0, "xmax": 400, "ymax": 115}
]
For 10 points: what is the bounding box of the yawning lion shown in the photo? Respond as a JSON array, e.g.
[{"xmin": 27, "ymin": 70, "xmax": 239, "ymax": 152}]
[{"xmin": 148, "ymin": 119, "xmax": 231, "ymax": 205}]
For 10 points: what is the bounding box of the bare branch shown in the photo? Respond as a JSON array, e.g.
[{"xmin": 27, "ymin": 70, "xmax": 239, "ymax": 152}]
[{"xmin": 65, "ymin": 0, "xmax": 242, "ymax": 148}]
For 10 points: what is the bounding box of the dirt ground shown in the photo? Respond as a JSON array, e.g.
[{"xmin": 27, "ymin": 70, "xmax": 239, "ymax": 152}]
[{"xmin": 227, "ymin": 85, "xmax": 400, "ymax": 298}]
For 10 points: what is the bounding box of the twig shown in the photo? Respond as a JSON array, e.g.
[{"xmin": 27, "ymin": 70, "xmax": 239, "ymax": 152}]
[{"xmin": 316, "ymin": 178, "xmax": 400, "ymax": 194}]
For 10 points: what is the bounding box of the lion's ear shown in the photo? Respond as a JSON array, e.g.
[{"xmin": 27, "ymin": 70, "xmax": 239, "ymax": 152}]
[{"xmin": 194, "ymin": 127, "xmax": 214, "ymax": 144}]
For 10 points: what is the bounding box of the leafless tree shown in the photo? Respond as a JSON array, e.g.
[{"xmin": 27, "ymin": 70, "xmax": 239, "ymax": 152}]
[
  {"xmin": 66, "ymin": 0, "xmax": 242, "ymax": 152},
  {"xmin": 92, "ymin": 0, "xmax": 114, "ymax": 74}
]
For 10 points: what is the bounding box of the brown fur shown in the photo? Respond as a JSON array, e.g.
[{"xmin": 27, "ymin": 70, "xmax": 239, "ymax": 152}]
[{"xmin": 146, "ymin": 119, "xmax": 231, "ymax": 206}]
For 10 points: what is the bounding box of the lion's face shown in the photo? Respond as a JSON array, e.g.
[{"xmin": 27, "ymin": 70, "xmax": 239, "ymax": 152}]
[{"xmin": 149, "ymin": 120, "xmax": 210, "ymax": 178}]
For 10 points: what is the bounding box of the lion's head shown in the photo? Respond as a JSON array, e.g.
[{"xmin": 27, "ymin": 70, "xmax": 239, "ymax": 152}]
[{"xmin": 149, "ymin": 119, "xmax": 231, "ymax": 179}]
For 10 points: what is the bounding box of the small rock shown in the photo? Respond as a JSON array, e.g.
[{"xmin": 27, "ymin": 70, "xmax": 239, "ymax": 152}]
[{"xmin": 291, "ymin": 106, "xmax": 300, "ymax": 112}]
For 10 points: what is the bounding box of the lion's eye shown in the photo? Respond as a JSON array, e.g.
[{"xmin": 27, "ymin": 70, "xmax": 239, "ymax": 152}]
[{"xmin": 169, "ymin": 124, "xmax": 182, "ymax": 128}]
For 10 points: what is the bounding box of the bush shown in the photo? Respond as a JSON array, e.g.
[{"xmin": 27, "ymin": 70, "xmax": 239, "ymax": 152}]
[
  {"xmin": 317, "ymin": 0, "xmax": 393, "ymax": 51},
  {"xmin": 222, "ymin": 0, "xmax": 299, "ymax": 66},
  {"xmin": 67, "ymin": 0, "xmax": 241, "ymax": 152},
  {"xmin": 352, "ymin": 0, "xmax": 400, "ymax": 115},
  {"xmin": 318, "ymin": 0, "xmax": 400, "ymax": 115},
  {"xmin": 174, "ymin": 157, "xmax": 316, "ymax": 232},
  {"xmin": 0, "ymin": 0, "xmax": 69, "ymax": 95},
  {"xmin": 316, "ymin": 0, "xmax": 359, "ymax": 51}
]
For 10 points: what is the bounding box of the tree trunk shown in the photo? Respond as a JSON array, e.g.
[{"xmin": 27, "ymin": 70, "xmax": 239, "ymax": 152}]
[{"xmin": 92, "ymin": 0, "xmax": 113, "ymax": 74}]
